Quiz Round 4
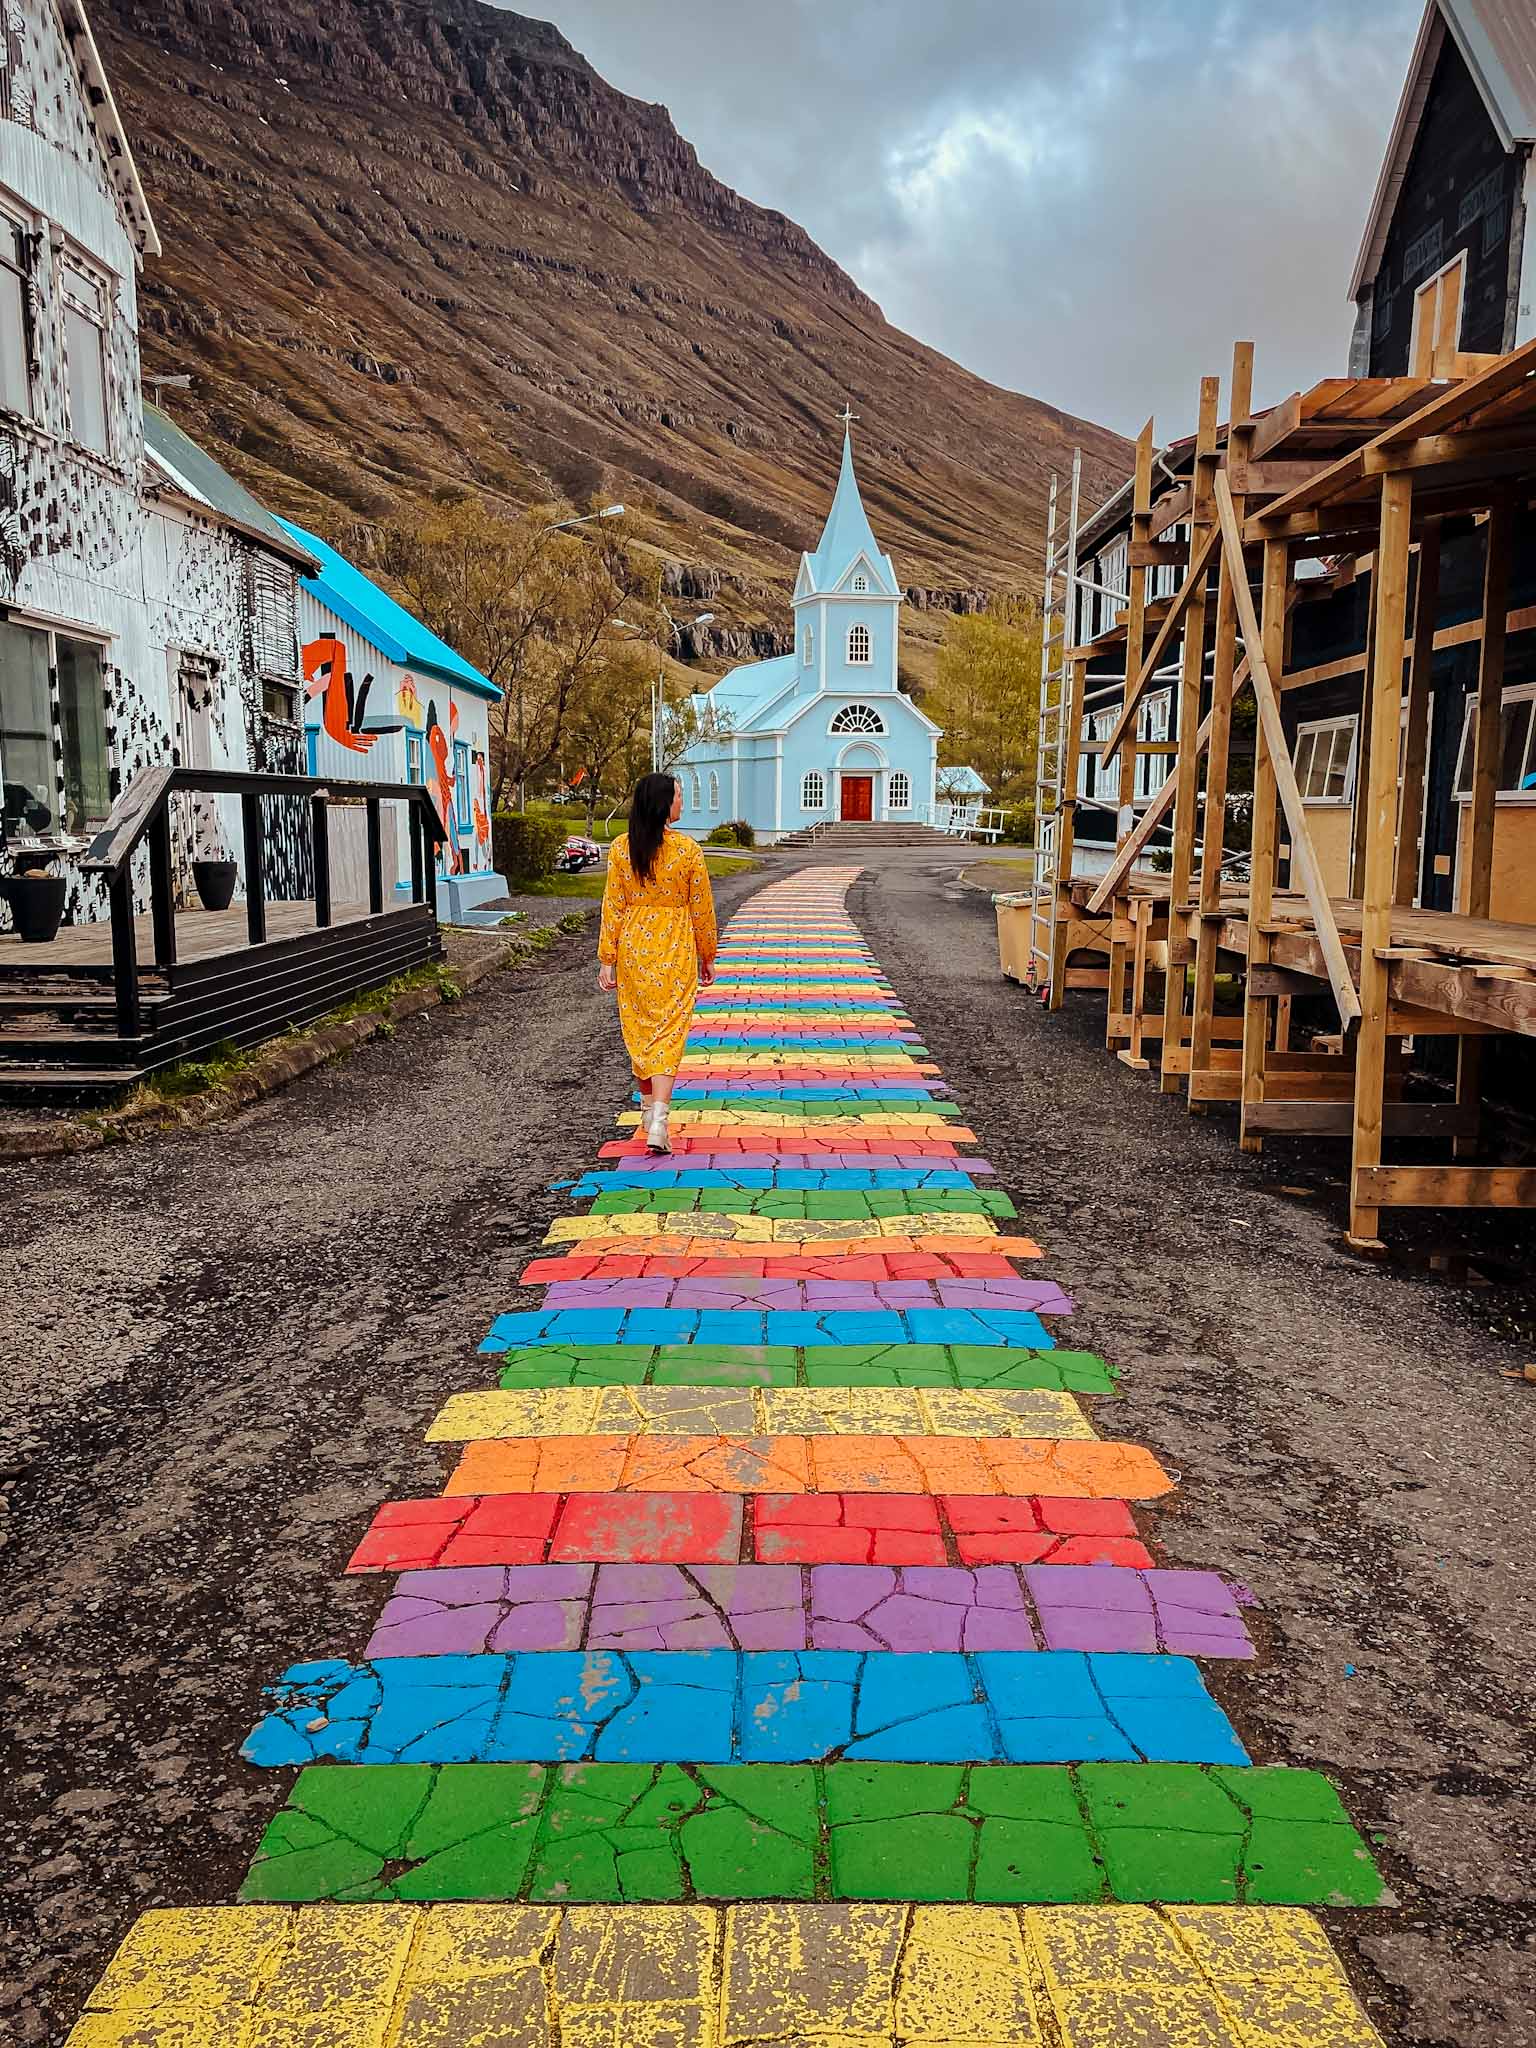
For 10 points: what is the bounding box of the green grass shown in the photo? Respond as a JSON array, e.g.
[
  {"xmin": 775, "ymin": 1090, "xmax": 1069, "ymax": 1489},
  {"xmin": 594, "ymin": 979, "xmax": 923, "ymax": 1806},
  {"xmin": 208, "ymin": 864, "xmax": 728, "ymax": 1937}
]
[{"xmin": 514, "ymin": 851, "xmax": 757, "ymax": 898}]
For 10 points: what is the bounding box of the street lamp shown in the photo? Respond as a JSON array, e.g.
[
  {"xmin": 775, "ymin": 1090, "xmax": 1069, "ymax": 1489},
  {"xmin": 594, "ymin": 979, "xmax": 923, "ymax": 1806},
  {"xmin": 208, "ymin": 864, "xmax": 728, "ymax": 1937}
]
[{"xmin": 652, "ymin": 610, "xmax": 713, "ymax": 771}]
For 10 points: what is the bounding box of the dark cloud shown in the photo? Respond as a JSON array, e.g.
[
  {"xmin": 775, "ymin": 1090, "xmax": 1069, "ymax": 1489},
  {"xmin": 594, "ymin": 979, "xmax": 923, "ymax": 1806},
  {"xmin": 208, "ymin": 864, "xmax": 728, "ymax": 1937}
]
[{"xmin": 520, "ymin": 0, "xmax": 1419, "ymax": 436}]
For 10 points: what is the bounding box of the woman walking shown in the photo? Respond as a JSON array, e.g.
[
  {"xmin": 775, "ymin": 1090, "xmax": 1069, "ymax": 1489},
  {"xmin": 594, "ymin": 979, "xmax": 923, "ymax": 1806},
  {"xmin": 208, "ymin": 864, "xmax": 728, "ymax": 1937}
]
[{"xmin": 598, "ymin": 771, "xmax": 717, "ymax": 1154}]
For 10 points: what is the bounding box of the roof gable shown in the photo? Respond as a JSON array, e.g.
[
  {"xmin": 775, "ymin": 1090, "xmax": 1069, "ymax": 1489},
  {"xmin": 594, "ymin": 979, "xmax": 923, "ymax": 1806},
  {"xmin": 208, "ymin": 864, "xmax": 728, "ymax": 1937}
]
[
  {"xmin": 1352, "ymin": 0, "xmax": 1536, "ymax": 297},
  {"xmin": 278, "ymin": 517, "xmax": 499, "ymax": 700},
  {"xmin": 57, "ymin": 0, "xmax": 160, "ymax": 259},
  {"xmin": 144, "ymin": 406, "xmax": 316, "ymax": 569}
]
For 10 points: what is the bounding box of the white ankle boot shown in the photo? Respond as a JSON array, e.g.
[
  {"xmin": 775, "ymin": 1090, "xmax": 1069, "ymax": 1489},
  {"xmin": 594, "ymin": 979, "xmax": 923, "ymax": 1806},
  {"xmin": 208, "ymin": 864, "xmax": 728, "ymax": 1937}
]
[{"xmin": 645, "ymin": 1102, "xmax": 671, "ymax": 1154}]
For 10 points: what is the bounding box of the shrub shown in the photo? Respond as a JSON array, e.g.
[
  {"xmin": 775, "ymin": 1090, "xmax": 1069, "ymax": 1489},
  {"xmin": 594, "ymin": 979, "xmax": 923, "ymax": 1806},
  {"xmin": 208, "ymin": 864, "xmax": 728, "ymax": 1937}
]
[
  {"xmin": 705, "ymin": 824, "xmax": 737, "ymax": 845},
  {"xmin": 492, "ymin": 810, "xmax": 568, "ymax": 883},
  {"xmin": 1001, "ymin": 806, "xmax": 1034, "ymax": 845},
  {"xmin": 727, "ymin": 819, "xmax": 755, "ymax": 848}
]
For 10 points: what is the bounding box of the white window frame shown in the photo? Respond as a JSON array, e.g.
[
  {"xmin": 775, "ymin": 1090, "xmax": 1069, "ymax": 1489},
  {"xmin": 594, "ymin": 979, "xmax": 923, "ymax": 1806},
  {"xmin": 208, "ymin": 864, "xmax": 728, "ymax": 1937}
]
[
  {"xmin": 689, "ymin": 768, "xmax": 701, "ymax": 810},
  {"xmin": 802, "ymin": 624, "xmax": 813, "ymax": 667},
  {"xmin": 846, "ymin": 622, "xmax": 872, "ymax": 666},
  {"xmin": 801, "ymin": 769, "xmax": 826, "ymax": 811},
  {"xmin": 888, "ymin": 769, "xmax": 911, "ymax": 810},
  {"xmin": 829, "ymin": 702, "xmax": 885, "ymax": 736},
  {"xmin": 1292, "ymin": 714, "xmax": 1359, "ymax": 805},
  {"xmin": 1, "ymin": 612, "xmax": 114, "ymax": 835},
  {"xmin": 59, "ymin": 245, "xmax": 113, "ymax": 459},
  {"xmin": 1452, "ymin": 681, "xmax": 1536, "ymax": 805},
  {"xmin": 852, "ymin": 573, "xmax": 868, "ymax": 593},
  {"xmin": 0, "ymin": 199, "xmax": 32, "ymax": 420},
  {"xmin": 1134, "ymin": 688, "xmax": 1172, "ymax": 803},
  {"xmin": 707, "ymin": 768, "xmax": 720, "ymax": 811}
]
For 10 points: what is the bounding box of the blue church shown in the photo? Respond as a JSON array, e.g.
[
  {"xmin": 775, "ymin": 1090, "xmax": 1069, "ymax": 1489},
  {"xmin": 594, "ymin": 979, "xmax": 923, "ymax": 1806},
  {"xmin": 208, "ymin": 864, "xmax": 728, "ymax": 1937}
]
[{"xmin": 674, "ymin": 424, "xmax": 940, "ymax": 840}]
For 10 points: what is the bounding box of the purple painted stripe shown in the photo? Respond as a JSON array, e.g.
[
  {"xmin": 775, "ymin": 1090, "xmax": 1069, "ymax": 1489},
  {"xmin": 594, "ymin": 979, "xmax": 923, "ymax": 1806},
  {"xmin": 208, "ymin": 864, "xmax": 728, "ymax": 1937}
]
[
  {"xmin": 363, "ymin": 1563, "xmax": 1254, "ymax": 1661},
  {"xmin": 538, "ymin": 1278, "xmax": 1074, "ymax": 1314}
]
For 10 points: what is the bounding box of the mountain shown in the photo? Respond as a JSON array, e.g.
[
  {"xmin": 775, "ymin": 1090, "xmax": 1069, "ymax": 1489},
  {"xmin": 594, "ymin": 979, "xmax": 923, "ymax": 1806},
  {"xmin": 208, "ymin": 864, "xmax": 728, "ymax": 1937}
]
[{"xmin": 96, "ymin": 0, "xmax": 1130, "ymax": 680}]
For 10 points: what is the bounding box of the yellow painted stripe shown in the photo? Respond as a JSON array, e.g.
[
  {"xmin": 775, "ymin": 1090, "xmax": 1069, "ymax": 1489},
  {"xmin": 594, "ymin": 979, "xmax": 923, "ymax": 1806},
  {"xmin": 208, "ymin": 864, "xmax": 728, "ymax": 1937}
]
[
  {"xmin": 425, "ymin": 1383, "xmax": 1095, "ymax": 1443},
  {"xmin": 545, "ymin": 1212, "xmax": 1006, "ymax": 1242},
  {"xmin": 66, "ymin": 1904, "xmax": 1386, "ymax": 2047}
]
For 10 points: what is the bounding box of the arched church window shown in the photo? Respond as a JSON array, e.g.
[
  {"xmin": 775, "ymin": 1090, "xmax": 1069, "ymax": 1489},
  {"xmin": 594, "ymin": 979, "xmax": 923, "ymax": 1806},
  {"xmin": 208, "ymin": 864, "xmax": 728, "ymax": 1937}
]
[
  {"xmin": 847, "ymin": 623, "xmax": 872, "ymax": 665},
  {"xmin": 830, "ymin": 703, "xmax": 885, "ymax": 735},
  {"xmin": 852, "ymin": 575, "xmax": 868, "ymax": 593},
  {"xmin": 802, "ymin": 769, "xmax": 826, "ymax": 811},
  {"xmin": 802, "ymin": 625, "xmax": 814, "ymax": 666},
  {"xmin": 708, "ymin": 769, "xmax": 720, "ymax": 810},
  {"xmin": 889, "ymin": 770, "xmax": 911, "ymax": 810},
  {"xmin": 689, "ymin": 769, "xmax": 701, "ymax": 809}
]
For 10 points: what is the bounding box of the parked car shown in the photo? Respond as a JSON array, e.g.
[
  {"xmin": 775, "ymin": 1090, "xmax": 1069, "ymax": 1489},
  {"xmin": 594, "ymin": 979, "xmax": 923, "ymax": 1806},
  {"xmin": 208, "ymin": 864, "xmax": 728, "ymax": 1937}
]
[{"xmin": 556, "ymin": 834, "xmax": 603, "ymax": 873}]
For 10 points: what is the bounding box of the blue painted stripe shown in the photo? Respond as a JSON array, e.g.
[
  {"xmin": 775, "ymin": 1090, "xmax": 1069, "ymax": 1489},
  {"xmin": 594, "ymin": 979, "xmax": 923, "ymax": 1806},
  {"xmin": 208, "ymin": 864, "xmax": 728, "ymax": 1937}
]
[
  {"xmin": 243, "ymin": 1649, "xmax": 1248, "ymax": 1769},
  {"xmin": 480, "ymin": 1308, "xmax": 1056, "ymax": 1351}
]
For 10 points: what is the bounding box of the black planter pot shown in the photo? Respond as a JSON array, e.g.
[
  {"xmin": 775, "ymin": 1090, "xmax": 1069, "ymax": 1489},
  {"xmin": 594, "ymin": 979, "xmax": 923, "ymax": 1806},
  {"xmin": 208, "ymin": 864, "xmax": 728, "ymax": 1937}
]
[
  {"xmin": 192, "ymin": 859, "xmax": 239, "ymax": 912},
  {"xmin": 4, "ymin": 871, "xmax": 67, "ymax": 944}
]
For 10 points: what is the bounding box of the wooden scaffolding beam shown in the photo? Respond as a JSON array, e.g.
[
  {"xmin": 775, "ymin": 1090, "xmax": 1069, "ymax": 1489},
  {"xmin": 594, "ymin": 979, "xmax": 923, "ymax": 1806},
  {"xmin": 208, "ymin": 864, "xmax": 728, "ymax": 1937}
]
[{"xmin": 1105, "ymin": 420, "xmax": 1155, "ymax": 1049}]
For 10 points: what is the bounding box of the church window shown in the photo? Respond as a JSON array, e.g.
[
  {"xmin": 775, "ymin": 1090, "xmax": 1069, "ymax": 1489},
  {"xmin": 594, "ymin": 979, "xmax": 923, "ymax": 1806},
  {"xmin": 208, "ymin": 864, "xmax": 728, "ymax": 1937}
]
[
  {"xmin": 689, "ymin": 769, "xmax": 701, "ymax": 809},
  {"xmin": 830, "ymin": 703, "xmax": 885, "ymax": 736},
  {"xmin": 889, "ymin": 770, "xmax": 910, "ymax": 810},
  {"xmin": 802, "ymin": 769, "xmax": 826, "ymax": 811},
  {"xmin": 852, "ymin": 574, "xmax": 868, "ymax": 593},
  {"xmin": 847, "ymin": 623, "xmax": 872, "ymax": 665},
  {"xmin": 802, "ymin": 625, "xmax": 813, "ymax": 666},
  {"xmin": 708, "ymin": 769, "xmax": 720, "ymax": 810}
]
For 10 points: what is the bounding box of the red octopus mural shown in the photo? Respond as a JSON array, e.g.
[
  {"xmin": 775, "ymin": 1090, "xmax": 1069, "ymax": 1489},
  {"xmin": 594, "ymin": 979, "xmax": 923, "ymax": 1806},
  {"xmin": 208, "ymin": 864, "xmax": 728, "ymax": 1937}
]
[{"xmin": 302, "ymin": 637, "xmax": 379, "ymax": 754}]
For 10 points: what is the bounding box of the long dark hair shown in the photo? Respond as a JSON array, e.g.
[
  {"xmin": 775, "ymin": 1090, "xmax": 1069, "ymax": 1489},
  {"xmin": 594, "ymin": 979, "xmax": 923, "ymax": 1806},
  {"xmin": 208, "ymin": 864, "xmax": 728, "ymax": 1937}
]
[{"xmin": 627, "ymin": 771, "xmax": 676, "ymax": 882}]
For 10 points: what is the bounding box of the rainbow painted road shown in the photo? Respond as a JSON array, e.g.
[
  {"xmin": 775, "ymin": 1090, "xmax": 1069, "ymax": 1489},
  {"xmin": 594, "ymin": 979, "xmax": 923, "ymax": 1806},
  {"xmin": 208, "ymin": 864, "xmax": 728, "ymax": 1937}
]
[{"xmin": 65, "ymin": 868, "xmax": 1390, "ymax": 2046}]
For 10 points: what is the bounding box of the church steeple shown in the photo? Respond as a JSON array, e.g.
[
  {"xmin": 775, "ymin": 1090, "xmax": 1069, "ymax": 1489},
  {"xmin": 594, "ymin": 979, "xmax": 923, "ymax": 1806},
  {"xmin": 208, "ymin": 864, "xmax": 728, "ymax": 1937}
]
[{"xmin": 798, "ymin": 416, "xmax": 900, "ymax": 600}]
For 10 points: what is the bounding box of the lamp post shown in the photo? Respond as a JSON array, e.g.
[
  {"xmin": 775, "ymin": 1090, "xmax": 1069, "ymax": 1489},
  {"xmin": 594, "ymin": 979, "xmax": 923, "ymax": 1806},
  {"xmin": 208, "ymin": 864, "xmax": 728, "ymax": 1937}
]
[
  {"xmin": 652, "ymin": 610, "xmax": 713, "ymax": 771},
  {"xmin": 514, "ymin": 504, "xmax": 625, "ymax": 809}
]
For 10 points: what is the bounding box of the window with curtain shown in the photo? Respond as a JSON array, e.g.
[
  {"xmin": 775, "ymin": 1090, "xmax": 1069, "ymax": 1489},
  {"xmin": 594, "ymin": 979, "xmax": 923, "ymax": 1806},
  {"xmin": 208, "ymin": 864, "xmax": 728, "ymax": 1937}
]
[
  {"xmin": 846, "ymin": 623, "xmax": 872, "ymax": 665},
  {"xmin": 830, "ymin": 702, "xmax": 884, "ymax": 735},
  {"xmin": 62, "ymin": 258, "xmax": 110, "ymax": 457},
  {"xmin": 56, "ymin": 636, "xmax": 110, "ymax": 831},
  {"xmin": 888, "ymin": 770, "xmax": 910, "ymax": 809},
  {"xmin": 0, "ymin": 619, "xmax": 54, "ymax": 834},
  {"xmin": 802, "ymin": 769, "xmax": 825, "ymax": 810}
]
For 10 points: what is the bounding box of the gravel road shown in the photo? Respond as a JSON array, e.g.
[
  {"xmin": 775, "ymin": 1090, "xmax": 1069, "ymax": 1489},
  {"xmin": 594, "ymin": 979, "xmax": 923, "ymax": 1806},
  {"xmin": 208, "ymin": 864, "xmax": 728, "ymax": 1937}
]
[{"xmin": 0, "ymin": 848, "xmax": 1531, "ymax": 2046}]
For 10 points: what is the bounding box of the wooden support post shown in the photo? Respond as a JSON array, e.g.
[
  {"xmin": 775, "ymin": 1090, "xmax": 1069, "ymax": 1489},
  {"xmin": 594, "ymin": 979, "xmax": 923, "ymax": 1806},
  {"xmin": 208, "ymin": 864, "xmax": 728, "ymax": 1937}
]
[
  {"xmin": 1160, "ymin": 375, "xmax": 1220, "ymax": 1091},
  {"xmin": 1107, "ymin": 420, "xmax": 1154, "ymax": 1048},
  {"xmin": 366, "ymin": 796, "xmax": 385, "ymax": 915},
  {"xmin": 240, "ymin": 791, "xmax": 267, "ymax": 947},
  {"xmin": 147, "ymin": 806, "xmax": 177, "ymax": 969},
  {"xmin": 107, "ymin": 868, "xmax": 141, "ymax": 1040},
  {"xmin": 1453, "ymin": 495, "xmax": 1512, "ymax": 1157},
  {"xmin": 406, "ymin": 799, "xmax": 423, "ymax": 908},
  {"xmin": 312, "ymin": 792, "xmax": 333, "ymax": 928},
  {"xmin": 1048, "ymin": 657, "xmax": 1086, "ymax": 1009},
  {"xmin": 1349, "ymin": 469, "xmax": 1414, "ymax": 1246},
  {"xmin": 1394, "ymin": 519, "xmax": 1441, "ymax": 907},
  {"xmin": 1239, "ymin": 539, "xmax": 1289, "ymax": 1152},
  {"xmin": 1348, "ymin": 594, "xmax": 1377, "ymax": 898},
  {"xmin": 1119, "ymin": 897, "xmax": 1153, "ymax": 1070},
  {"xmin": 1188, "ymin": 344, "xmax": 1252, "ymax": 1107}
]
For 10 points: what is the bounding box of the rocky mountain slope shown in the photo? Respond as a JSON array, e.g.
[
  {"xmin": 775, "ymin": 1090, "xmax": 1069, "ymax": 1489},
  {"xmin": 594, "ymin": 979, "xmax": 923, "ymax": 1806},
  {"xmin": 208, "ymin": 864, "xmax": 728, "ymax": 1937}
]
[{"xmin": 98, "ymin": 0, "xmax": 1129, "ymax": 677}]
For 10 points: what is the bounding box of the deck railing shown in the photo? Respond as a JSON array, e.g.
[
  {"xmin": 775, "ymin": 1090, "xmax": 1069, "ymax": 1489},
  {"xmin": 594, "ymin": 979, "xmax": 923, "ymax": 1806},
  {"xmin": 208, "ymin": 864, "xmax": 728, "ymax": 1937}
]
[{"xmin": 79, "ymin": 767, "xmax": 448, "ymax": 1038}]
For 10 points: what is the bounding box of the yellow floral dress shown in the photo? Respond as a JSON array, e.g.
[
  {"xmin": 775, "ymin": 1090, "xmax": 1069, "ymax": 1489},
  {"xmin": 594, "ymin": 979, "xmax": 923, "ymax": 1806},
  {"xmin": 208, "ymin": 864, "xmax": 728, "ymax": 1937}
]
[{"xmin": 598, "ymin": 829, "xmax": 718, "ymax": 1079}]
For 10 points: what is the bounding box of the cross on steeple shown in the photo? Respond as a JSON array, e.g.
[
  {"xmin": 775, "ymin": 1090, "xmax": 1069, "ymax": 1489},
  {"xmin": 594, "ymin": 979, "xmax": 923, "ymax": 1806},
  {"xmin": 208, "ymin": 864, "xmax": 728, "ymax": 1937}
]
[{"xmin": 837, "ymin": 402, "xmax": 859, "ymax": 429}]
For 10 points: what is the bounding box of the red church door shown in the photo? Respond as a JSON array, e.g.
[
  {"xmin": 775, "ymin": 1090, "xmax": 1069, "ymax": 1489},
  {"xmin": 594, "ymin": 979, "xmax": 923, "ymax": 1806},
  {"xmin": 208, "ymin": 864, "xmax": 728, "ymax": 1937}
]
[{"xmin": 840, "ymin": 775, "xmax": 873, "ymax": 822}]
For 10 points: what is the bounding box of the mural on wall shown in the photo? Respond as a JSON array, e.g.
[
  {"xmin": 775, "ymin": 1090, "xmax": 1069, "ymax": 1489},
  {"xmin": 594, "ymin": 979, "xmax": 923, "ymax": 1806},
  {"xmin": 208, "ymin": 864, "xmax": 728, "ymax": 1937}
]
[
  {"xmin": 425, "ymin": 699, "xmax": 462, "ymax": 875},
  {"xmin": 472, "ymin": 748, "xmax": 491, "ymax": 861},
  {"xmin": 396, "ymin": 677, "xmax": 424, "ymax": 726},
  {"xmin": 303, "ymin": 636, "xmax": 379, "ymax": 753}
]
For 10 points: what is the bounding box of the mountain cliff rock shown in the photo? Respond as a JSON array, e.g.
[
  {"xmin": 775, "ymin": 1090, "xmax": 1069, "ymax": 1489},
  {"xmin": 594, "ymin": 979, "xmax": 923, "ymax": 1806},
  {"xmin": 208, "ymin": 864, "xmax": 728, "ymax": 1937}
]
[{"xmin": 97, "ymin": 0, "xmax": 1130, "ymax": 676}]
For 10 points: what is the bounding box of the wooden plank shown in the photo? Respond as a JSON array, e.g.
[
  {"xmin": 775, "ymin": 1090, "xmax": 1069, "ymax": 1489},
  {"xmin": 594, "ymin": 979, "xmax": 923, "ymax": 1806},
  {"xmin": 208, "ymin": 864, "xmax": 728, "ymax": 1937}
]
[
  {"xmin": 1392, "ymin": 956, "xmax": 1536, "ymax": 1035},
  {"xmin": 1348, "ymin": 467, "xmax": 1414, "ymax": 1246},
  {"xmin": 1370, "ymin": 334, "xmax": 1536, "ymax": 449},
  {"xmin": 1128, "ymin": 540, "xmax": 1187, "ymax": 568},
  {"xmin": 1228, "ymin": 459, "xmax": 1333, "ymax": 495},
  {"xmin": 1188, "ymin": 1068, "xmax": 1243, "ymax": 1101},
  {"xmin": 1161, "ymin": 376, "xmax": 1221, "ymax": 1093},
  {"xmin": 1148, "ymin": 485, "xmax": 1193, "ymax": 540},
  {"xmin": 1395, "ymin": 521, "xmax": 1441, "ymax": 905},
  {"xmin": 1279, "ymin": 651, "xmax": 1368, "ymax": 693},
  {"xmin": 1243, "ymin": 1101, "xmax": 1480, "ymax": 1137},
  {"xmin": 1215, "ymin": 472, "xmax": 1362, "ymax": 1027},
  {"xmin": 1463, "ymin": 493, "xmax": 1513, "ymax": 918},
  {"xmin": 1247, "ymin": 390, "xmax": 1301, "ymax": 463},
  {"xmin": 1361, "ymin": 425, "xmax": 1536, "ymax": 472},
  {"xmin": 1097, "ymin": 523, "xmax": 1220, "ymax": 768},
  {"xmin": 1354, "ymin": 1165, "xmax": 1536, "ymax": 1209}
]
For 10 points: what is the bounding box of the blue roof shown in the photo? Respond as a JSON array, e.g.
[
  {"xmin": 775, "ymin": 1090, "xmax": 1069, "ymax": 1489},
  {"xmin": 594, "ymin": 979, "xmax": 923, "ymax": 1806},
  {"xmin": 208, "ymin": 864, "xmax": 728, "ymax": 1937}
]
[
  {"xmin": 277, "ymin": 517, "xmax": 499, "ymax": 700},
  {"xmin": 703, "ymin": 654, "xmax": 798, "ymax": 730}
]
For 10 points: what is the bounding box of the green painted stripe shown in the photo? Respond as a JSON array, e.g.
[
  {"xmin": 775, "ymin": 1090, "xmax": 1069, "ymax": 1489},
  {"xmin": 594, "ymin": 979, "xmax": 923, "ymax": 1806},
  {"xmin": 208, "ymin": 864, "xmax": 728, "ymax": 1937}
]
[
  {"xmin": 241, "ymin": 1761, "xmax": 1386, "ymax": 1908},
  {"xmin": 492, "ymin": 1343, "xmax": 1118, "ymax": 1393}
]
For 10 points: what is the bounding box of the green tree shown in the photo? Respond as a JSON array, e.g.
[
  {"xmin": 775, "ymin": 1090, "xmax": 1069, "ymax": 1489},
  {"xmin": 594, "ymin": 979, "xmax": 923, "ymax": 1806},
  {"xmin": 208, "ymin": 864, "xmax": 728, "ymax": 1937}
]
[
  {"xmin": 929, "ymin": 596, "xmax": 1042, "ymax": 807},
  {"xmin": 375, "ymin": 497, "xmax": 663, "ymax": 809}
]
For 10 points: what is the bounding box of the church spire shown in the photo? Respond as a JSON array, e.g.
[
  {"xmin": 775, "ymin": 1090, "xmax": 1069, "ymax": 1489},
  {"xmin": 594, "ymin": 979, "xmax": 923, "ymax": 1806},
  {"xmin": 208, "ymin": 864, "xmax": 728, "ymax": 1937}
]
[{"xmin": 801, "ymin": 414, "xmax": 897, "ymax": 598}]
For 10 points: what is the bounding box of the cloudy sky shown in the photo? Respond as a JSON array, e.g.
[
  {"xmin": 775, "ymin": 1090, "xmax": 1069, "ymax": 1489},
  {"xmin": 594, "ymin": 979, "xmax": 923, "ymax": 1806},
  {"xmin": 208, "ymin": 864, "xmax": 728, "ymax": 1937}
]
[{"xmin": 532, "ymin": 0, "xmax": 1422, "ymax": 440}]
